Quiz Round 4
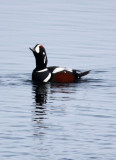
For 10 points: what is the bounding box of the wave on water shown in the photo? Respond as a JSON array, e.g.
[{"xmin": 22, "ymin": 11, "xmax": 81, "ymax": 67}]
[
  {"xmin": 0, "ymin": 73, "xmax": 32, "ymax": 86},
  {"xmin": 0, "ymin": 69, "xmax": 108, "ymax": 88}
]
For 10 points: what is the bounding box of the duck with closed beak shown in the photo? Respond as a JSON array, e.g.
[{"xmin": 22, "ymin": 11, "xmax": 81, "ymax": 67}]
[{"xmin": 29, "ymin": 44, "xmax": 90, "ymax": 83}]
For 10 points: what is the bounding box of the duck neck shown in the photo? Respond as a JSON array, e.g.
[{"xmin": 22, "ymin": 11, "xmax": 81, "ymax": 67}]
[{"xmin": 35, "ymin": 58, "xmax": 47, "ymax": 71}]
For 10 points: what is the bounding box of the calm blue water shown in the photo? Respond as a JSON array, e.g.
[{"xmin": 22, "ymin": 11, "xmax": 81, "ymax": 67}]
[{"xmin": 0, "ymin": 0, "xmax": 116, "ymax": 160}]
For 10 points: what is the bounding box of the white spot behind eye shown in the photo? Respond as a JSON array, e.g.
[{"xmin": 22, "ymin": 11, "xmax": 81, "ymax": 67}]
[
  {"xmin": 43, "ymin": 52, "xmax": 45, "ymax": 55},
  {"xmin": 35, "ymin": 45, "xmax": 40, "ymax": 53}
]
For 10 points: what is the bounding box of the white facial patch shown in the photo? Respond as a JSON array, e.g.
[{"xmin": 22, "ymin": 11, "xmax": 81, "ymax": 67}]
[{"xmin": 35, "ymin": 45, "xmax": 40, "ymax": 53}]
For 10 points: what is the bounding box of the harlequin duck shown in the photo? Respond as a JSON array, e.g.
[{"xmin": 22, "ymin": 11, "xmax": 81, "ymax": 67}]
[{"xmin": 29, "ymin": 44, "xmax": 90, "ymax": 83}]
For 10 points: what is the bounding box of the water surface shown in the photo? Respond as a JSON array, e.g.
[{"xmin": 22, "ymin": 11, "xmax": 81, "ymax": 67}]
[{"xmin": 0, "ymin": 0, "xmax": 116, "ymax": 160}]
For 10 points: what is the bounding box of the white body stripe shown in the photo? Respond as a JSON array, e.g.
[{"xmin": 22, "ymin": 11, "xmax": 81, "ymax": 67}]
[
  {"xmin": 52, "ymin": 67, "xmax": 72, "ymax": 73},
  {"xmin": 37, "ymin": 68, "xmax": 48, "ymax": 72},
  {"xmin": 43, "ymin": 73, "xmax": 51, "ymax": 82},
  {"xmin": 66, "ymin": 68, "xmax": 73, "ymax": 72}
]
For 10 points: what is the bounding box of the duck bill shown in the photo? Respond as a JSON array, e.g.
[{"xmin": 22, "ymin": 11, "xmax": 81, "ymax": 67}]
[{"xmin": 29, "ymin": 47, "xmax": 35, "ymax": 52}]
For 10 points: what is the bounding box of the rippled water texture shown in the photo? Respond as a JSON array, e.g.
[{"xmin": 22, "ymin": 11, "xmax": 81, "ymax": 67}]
[{"xmin": 0, "ymin": 0, "xmax": 116, "ymax": 160}]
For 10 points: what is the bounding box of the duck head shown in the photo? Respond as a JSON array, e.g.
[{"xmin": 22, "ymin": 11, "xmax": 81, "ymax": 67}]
[{"xmin": 29, "ymin": 44, "xmax": 48, "ymax": 70}]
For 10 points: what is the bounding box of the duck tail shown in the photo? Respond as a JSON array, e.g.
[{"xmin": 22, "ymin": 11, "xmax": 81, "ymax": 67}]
[{"xmin": 79, "ymin": 70, "xmax": 91, "ymax": 78}]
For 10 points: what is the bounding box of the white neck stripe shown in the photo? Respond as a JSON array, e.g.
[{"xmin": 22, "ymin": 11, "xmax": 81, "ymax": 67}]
[{"xmin": 37, "ymin": 68, "xmax": 48, "ymax": 72}]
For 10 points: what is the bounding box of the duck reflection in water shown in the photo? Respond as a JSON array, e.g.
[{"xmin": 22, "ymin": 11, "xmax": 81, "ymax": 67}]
[
  {"xmin": 32, "ymin": 82, "xmax": 51, "ymax": 126},
  {"xmin": 32, "ymin": 82, "xmax": 77, "ymax": 135},
  {"xmin": 32, "ymin": 82, "xmax": 78, "ymax": 106},
  {"xmin": 32, "ymin": 83, "xmax": 51, "ymax": 137},
  {"xmin": 32, "ymin": 82, "xmax": 50, "ymax": 106}
]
